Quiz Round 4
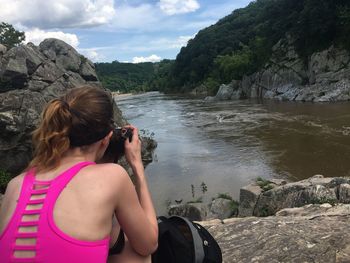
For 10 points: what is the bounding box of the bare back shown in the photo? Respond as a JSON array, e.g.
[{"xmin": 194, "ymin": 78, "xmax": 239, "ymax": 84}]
[{"xmin": 0, "ymin": 162, "xmax": 126, "ymax": 243}]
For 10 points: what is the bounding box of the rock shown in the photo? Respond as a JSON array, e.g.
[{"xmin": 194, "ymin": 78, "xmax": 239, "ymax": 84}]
[
  {"xmin": 204, "ymin": 213, "xmax": 350, "ymax": 262},
  {"xmin": 215, "ymin": 84, "xmax": 233, "ymax": 100},
  {"xmin": 0, "ymin": 39, "xmax": 156, "ymax": 175},
  {"xmin": 238, "ymin": 183, "xmax": 262, "ymax": 217},
  {"xmin": 1, "ymin": 44, "xmax": 45, "ymax": 82},
  {"xmin": 195, "ymin": 219, "xmax": 222, "ymax": 227},
  {"xmin": 339, "ymin": 184, "xmax": 350, "ymax": 203},
  {"xmin": 209, "ymin": 198, "xmax": 236, "ymax": 220},
  {"xmin": 39, "ymin": 38, "xmax": 81, "ymax": 72},
  {"xmin": 140, "ymin": 135, "xmax": 157, "ymax": 166},
  {"xmin": 168, "ymin": 203, "xmax": 209, "ymax": 221},
  {"xmin": 0, "ymin": 44, "xmax": 7, "ymax": 55},
  {"xmin": 276, "ymin": 203, "xmax": 350, "ymax": 218},
  {"xmin": 213, "ymin": 36, "xmax": 350, "ymax": 102},
  {"xmin": 204, "ymin": 96, "xmax": 216, "ymax": 102},
  {"xmin": 79, "ymin": 59, "xmax": 98, "ymax": 81},
  {"xmin": 252, "ymin": 177, "xmax": 350, "ymax": 216}
]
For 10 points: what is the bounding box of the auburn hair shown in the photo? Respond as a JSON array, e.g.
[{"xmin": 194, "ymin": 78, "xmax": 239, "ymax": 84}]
[{"xmin": 28, "ymin": 86, "xmax": 114, "ymax": 172}]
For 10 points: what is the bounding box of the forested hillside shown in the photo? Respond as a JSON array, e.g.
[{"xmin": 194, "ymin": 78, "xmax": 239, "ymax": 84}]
[
  {"xmin": 167, "ymin": 0, "xmax": 350, "ymax": 94},
  {"xmin": 96, "ymin": 0, "xmax": 350, "ymax": 95},
  {"xmin": 95, "ymin": 61, "xmax": 154, "ymax": 93},
  {"xmin": 95, "ymin": 60, "xmax": 173, "ymax": 93}
]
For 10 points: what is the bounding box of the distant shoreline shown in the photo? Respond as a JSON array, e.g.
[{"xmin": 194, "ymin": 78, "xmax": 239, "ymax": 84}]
[{"xmin": 111, "ymin": 92, "xmax": 133, "ymax": 99}]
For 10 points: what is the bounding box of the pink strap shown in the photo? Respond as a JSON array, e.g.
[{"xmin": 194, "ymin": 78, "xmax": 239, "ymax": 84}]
[
  {"xmin": 46, "ymin": 161, "xmax": 95, "ymax": 207},
  {"xmin": 52, "ymin": 161, "xmax": 95, "ymax": 188}
]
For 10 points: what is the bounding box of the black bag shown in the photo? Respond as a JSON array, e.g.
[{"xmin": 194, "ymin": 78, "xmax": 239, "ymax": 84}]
[{"xmin": 152, "ymin": 216, "xmax": 222, "ymax": 263}]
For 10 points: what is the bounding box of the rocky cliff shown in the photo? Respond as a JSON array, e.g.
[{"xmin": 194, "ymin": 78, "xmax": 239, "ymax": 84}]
[
  {"xmin": 0, "ymin": 39, "xmax": 150, "ymax": 175},
  {"xmin": 209, "ymin": 36, "xmax": 350, "ymax": 102}
]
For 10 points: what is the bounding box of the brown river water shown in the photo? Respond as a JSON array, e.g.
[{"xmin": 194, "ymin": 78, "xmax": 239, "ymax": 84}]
[{"xmin": 115, "ymin": 92, "xmax": 350, "ymax": 215}]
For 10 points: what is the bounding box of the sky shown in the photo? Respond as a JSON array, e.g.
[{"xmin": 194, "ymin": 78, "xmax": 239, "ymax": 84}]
[{"xmin": 0, "ymin": 0, "xmax": 252, "ymax": 63}]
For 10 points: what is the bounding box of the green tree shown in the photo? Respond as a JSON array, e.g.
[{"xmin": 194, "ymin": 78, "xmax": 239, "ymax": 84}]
[
  {"xmin": 214, "ymin": 45, "xmax": 253, "ymax": 82},
  {"xmin": 0, "ymin": 22, "xmax": 25, "ymax": 48}
]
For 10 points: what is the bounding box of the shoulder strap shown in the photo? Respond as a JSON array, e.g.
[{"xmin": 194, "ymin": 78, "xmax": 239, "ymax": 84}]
[
  {"xmin": 53, "ymin": 161, "xmax": 95, "ymax": 185},
  {"xmin": 169, "ymin": 216, "xmax": 205, "ymax": 263},
  {"xmin": 45, "ymin": 161, "xmax": 95, "ymax": 202}
]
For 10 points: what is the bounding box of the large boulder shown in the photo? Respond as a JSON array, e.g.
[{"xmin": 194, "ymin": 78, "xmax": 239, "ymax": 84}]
[
  {"xmin": 209, "ymin": 198, "xmax": 237, "ymax": 220},
  {"xmin": 0, "ymin": 44, "xmax": 6, "ymax": 55},
  {"xmin": 168, "ymin": 203, "xmax": 209, "ymax": 221},
  {"xmin": 0, "ymin": 39, "xmax": 155, "ymax": 175},
  {"xmin": 238, "ymin": 183, "xmax": 262, "ymax": 217},
  {"xmin": 238, "ymin": 175, "xmax": 350, "ymax": 217},
  {"xmin": 215, "ymin": 84, "xmax": 234, "ymax": 100}
]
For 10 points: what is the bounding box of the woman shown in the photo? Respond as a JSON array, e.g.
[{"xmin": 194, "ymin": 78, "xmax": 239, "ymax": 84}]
[{"xmin": 0, "ymin": 86, "xmax": 158, "ymax": 262}]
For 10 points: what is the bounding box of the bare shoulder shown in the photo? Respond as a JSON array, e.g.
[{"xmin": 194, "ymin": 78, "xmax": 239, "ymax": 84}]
[
  {"xmin": 5, "ymin": 173, "xmax": 25, "ymax": 195},
  {"xmin": 83, "ymin": 163, "xmax": 130, "ymax": 187},
  {"xmin": 1, "ymin": 173, "xmax": 25, "ymax": 209}
]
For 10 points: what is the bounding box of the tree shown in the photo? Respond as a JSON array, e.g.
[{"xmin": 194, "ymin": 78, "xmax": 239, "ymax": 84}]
[{"xmin": 0, "ymin": 22, "xmax": 25, "ymax": 48}]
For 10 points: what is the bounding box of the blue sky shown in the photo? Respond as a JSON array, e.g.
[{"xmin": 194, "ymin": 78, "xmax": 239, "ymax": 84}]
[{"xmin": 0, "ymin": 0, "xmax": 252, "ymax": 63}]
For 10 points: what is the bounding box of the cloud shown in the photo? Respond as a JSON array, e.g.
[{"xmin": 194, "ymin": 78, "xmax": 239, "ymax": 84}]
[
  {"xmin": 0, "ymin": 0, "xmax": 116, "ymax": 29},
  {"xmin": 159, "ymin": 0, "xmax": 200, "ymax": 15},
  {"xmin": 170, "ymin": 35, "xmax": 193, "ymax": 48},
  {"xmin": 150, "ymin": 35, "xmax": 194, "ymax": 49},
  {"xmin": 111, "ymin": 3, "xmax": 159, "ymax": 30},
  {"xmin": 132, "ymin": 54, "xmax": 162, "ymax": 63},
  {"xmin": 25, "ymin": 28, "xmax": 79, "ymax": 48}
]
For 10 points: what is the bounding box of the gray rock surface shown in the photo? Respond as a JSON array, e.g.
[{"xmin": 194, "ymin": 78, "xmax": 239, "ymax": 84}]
[
  {"xmin": 209, "ymin": 198, "xmax": 235, "ymax": 220},
  {"xmin": 238, "ymin": 183, "xmax": 262, "ymax": 217},
  {"xmin": 239, "ymin": 175, "xmax": 350, "ymax": 217},
  {"xmin": 0, "ymin": 39, "xmax": 155, "ymax": 175},
  {"xmin": 0, "ymin": 44, "xmax": 6, "ymax": 55},
  {"xmin": 202, "ymin": 206, "xmax": 350, "ymax": 263},
  {"xmin": 211, "ymin": 35, "xmax": 350, "ymax": 102},
  {"xmin": 168, "ymin": 203, "xmax": 209, "ymax": 221},
  {"xmin": 215, "ymin": 84, "xmax": 234, "ymax": 100}
]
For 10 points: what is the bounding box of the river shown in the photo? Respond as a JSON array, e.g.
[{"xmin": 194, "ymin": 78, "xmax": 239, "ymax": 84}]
[{"xmin": 114, "ymin": 92, "xmax": 350, "ymax": 215}]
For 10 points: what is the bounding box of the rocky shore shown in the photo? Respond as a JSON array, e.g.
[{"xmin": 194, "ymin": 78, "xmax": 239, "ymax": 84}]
[
  {"xmin": 201, "ymin": 206, "xmax": 350, "ymax": 263},
  {"xmin": 168, "ymin": 175, "xmax": 350, "ymax": 262},
  {"xmin": 206, "ymin": 35, "xmax": 350, "ymax": 103}
]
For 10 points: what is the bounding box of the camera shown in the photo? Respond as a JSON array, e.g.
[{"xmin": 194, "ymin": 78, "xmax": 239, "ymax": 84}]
[{"xmin": 100, "ymin": 127, "xmax": 133, "ymax": 163}]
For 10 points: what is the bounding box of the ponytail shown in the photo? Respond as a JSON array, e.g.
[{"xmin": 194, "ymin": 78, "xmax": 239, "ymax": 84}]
[{"xmin": 28, "ymin": 99, "xmax": 72, "ymax": 172}]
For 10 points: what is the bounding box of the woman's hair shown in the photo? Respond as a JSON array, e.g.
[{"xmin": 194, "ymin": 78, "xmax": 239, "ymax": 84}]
[{"xmin": 28, "ymin": 86, "xmax": 114, "ymax": 172}]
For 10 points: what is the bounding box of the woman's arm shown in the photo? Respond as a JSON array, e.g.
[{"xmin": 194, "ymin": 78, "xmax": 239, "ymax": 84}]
[{"xmin": 113, "ymin": 126, "xmax": 158, "ymax": 256}]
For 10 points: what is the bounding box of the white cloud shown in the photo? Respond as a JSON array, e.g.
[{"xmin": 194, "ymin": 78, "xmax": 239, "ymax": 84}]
[
  {"xmin": 170, "ymin": 35, "xmax": 193, "ymax": 48},
  {"xmin": 132, "ymin": 54, "xmax": 162, "ymax": 63},
  {"xmin": 110, "ymin": 3, "xmax": 160, "ymax": 30},
  {"xmin": 149, "ymin": 35, "xmax": 194, "ymax": 49},
  {"xmin": 25, "ymin": 28, "xmax": 79, "ymax": 48},
  {"xmin": 0, "ymin": 0, "xmax": 116, "ymax": 28},
  {"xmin": 78, "ymin": 47, "xmax": 106, "ymax": 62},
  {"xmin": 159, "ymin": 0, "xmax": 200, "ymax": 15}
]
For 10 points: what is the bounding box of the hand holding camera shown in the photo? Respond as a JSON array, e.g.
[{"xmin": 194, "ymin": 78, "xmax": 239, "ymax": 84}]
[
  {"xmin": 101, "ymin": 126, "xmax": 135, "ymax": 163},
  {"xmin": 123, "ymin": 126, "xmax": 143, "ymax": 170}
]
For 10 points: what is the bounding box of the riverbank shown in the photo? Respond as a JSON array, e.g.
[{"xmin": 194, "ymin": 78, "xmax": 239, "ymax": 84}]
[
  {"xmin": 169, "ymin": 175, "xmax": 350, "ymax": 262},
  {"xmin": 111, "ymin": 92, "xmax": 133, "ymax": 99}
]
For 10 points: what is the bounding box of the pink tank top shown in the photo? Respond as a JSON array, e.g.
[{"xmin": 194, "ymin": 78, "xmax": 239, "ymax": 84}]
[{"xmin": 0, "ymin": 162, "xmax": 110, "ymax": 263}]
